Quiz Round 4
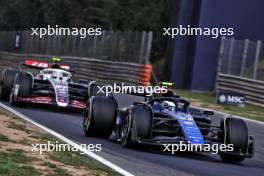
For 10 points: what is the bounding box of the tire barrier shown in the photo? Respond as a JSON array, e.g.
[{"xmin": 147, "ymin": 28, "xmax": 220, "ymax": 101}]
[
  {"xmin": 0, "ymin": 52, "xmax": 152, "ymax": 86},
  {"xmin": 138, "ymin": 64, "xmax": 152, "ymax": 86}
]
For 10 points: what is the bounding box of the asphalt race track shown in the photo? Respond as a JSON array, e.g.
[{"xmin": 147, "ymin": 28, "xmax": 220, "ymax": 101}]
[{"xmin": 1, "ymin": 93, "xmax": 264, "ymax": 176}]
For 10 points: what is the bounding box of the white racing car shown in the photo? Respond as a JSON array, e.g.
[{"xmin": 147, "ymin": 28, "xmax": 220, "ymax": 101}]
[{"xmin": 0, "ymin": 58, "xmax": 91, "ymax": 110}]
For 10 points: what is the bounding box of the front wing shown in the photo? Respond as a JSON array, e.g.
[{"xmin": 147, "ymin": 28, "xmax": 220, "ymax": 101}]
[{"xmin": 17, "ymin": 96, "xmax": 86, "ymax": 110}]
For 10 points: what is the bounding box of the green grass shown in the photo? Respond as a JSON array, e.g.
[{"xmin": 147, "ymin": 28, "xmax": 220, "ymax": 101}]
[
  {"xmin": 38, "ymin": 132, "xmax": 58, "ymax": 142},
  {"xmin": 43, "ymin": 162, "xmax": 73, "ymax": 176},
  {"xmin": 0, "ymin": 134, "xmax": 10, "ymax": 142},
  {"xmin": 43, "ymin": 162, "xmax": 57, "ymax": 169},
  {"xmin": 177, "ymin": 90, "xmax": 264, "ymax": 122},
  {"xmin": 50, "ymin": 168, "xmax": 73, "ymax": 176},
  {"xmin": 0, "ymin": 110, "xmax": 119, "ymax": 176},
  {"xmin": 39, "ymin": 133, "xmax": 120, "ymax": 175},
  {"xmin": 18, "ymin": 138, "xmax": 32, "ymax": 145},
  {"xmin": 0, "ymin": 150, "xmax": 40, "ymax": 176},
  {"xmin": 50, "ymin": 151, "xmax": 120, "ymax": 176},
  {"xmin": 4, "ymin": 149, "xmax": 38, "ymax": 163},
  {"xmin": 7, "ymin": 121, "xmax": 32, "ymax": 134}
]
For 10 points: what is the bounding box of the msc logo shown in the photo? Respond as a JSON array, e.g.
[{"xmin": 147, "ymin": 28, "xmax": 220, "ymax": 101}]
[
  {"xmin": 217, "ymin": 92, "xmax": 245, "ymax": 106},
  {"xmin": 218, "ymin": 94, "xmax": 227, "ymax": 103},
  {"xmin": 228, "ymin": 96, "xmax": 244, "ymax": 103}
]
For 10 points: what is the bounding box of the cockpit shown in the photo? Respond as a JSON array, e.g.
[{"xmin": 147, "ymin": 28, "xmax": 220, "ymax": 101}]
[
  {"xmin": 37, "ymin": 69, "xmax": 72, "ymax": 82},
  {"xmin": 151, "ymin": 98, "xmax": 189, "ymax": 113}
]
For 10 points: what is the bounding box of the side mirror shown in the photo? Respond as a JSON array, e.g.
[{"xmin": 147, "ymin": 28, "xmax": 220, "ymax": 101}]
[{"xmin": 203, "ymin": 110, "xmax": 214, "ymax": 116}]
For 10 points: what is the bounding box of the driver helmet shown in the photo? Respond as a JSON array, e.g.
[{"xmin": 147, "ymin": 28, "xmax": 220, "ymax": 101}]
[
  {"xmin": 50, "ymin": 63, "xmax": 60, "ymax": 69},
  {"xmin": 51, "ymin": 57, "xmax": 61, "ymax": 69},
  {"xmin": 162, "ymin": 101, "xmax": 176, "ymax": 111}
]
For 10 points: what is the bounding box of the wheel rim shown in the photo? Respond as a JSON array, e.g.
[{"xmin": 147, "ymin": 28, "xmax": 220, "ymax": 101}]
[
  {"xmin": 9, "ymin": 81, "xmax": 16, "ymax": 104},
  {"xmin": 121, "ymin": 116, "xmax": 129, "ymax": 146},
  {"xmin": 83, "ymin": 106, "xmax": 91, "ymax": 133},
  {"xmin": 9, "ymin": 88, "xmax": 14, "ymax": 104}
]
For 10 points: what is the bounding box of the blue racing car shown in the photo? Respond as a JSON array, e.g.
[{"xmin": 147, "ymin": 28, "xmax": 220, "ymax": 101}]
[{"xmin": 83, "ymin": 94, "xmax": 254, "ymax": 163}]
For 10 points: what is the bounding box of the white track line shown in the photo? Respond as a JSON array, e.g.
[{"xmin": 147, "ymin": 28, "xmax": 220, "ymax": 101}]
[
  {"xmin": 0, "ymin": 102, "xmax": 134, "ymax": 176},
  {"xmin": 192, "ymin": 105, "xmax": 264, "ymax": 126}
]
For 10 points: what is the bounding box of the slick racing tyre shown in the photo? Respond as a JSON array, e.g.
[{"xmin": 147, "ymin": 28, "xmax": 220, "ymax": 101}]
[
  {"xmin": 219, "ymin": 117, "xmax": 248, "ymax": 163},
  {"xmin": 10, "ymin": 73, "xmax": 32, "ymax": 106},
  {"xmin": 83, "ymin": 96, "xmax": 117, "ymax": 138},
  {"xmin": 0, "ymin": 69, "xmax": 19, "ymax": 101},
  {"xmin": 121, "ymin": 105, "xmax": 153, "ymax": 147}
]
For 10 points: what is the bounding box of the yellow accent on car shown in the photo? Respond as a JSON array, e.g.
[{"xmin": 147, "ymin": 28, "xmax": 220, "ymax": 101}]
[
  {"xmin": 52, "ymin": 57, "xmax": 61, "ymax": 62},
  {"xmin": 160, "ymin": 82, "xmax": 174, "ymax": 86}
]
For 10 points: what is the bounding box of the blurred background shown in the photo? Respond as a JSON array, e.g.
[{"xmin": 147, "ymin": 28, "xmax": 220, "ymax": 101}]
[
  {"xmin": 0, "ymin": 0, "xmax": 264, "ymax": 107},
  {"xmin": 0, "ymin": 0, "xmax": 169, "ymax": 62}
]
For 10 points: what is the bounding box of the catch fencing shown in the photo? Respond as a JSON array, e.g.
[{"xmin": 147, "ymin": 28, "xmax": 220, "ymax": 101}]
[
  {"xmin": 216, "ymin": 37, "xmax": 264, "ymax": 107},
  {"xmin": 0, "ymin": 30, "xmax": 153, "ymax": 64},
  {"xmin": 0, "ymin": 30, "xmax": 153, "ymax": 85}
]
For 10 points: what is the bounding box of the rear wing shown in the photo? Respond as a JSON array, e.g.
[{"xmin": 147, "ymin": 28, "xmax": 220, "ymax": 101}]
[
  {"xmin": 22, "ymin": 60, "xmax": 49, "ymax": 69},
  {"xmin": 20, "ymin": 59, "xmax": 72, "ymax": 72}
]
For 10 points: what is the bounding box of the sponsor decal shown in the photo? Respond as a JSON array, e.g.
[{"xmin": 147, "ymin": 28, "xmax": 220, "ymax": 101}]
[
  {"xmin": 217, "ymin": 91, "xmax": 245, "ymax": 106},
  {"xmin": 71, "ymin": 100, "xmax": 86, "ymax": 109},
  {"xmin": 14, "ymin": 32, "xmax": 21, "ymax": 49},
  {"xmin": 18, "ymin": 97, "xmax": 52, "ymax": 104},
  {"xmin": 183, "ymin": 121, "xmax": 194, "ymax": 126}
]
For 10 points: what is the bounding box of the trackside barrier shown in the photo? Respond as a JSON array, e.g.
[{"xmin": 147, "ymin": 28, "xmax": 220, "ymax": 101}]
[
  {"xmin": 0, "ymin": 52, "xmax": 152, "ymax": 86},
  {"xmin": 216, "ymin": 73, "xmax": 264, "ymax": 107},
  {"xmin": 138, "ymin": 64, "xmax": 152, "ymax": 86}
]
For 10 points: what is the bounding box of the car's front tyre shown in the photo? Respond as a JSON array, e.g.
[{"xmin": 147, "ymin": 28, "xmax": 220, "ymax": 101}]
[
  {"xmin": 83, "ymin": 96, "xmax": 117, "ymax": 138},
  {"xmin": 219, "ymin": 117, "xmax": 248, "ymax": 163},
  {"xmin": 0, "ymin": 69, "xmax": 19, "ymax": 101},
  {"xmin": 10, "ymin": 73, "xmax": 32, "ymax": 106},
  {"xmin": 121, "ymin": 105, "xmax": 153, "ymax": 147}
]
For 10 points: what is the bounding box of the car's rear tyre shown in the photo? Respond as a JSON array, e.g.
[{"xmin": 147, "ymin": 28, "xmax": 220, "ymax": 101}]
[
  {"xmin": 0, "ymin": 69, "xmax": 19, "ymax": 101},
  {"xmin": 219, "ymin": 117, "xmax": 248, "ymax": 163},
  {"xmin": 10, "ymin": 73, "xmax": 32, "ymax": 106},
  {"xmin": 121, "ymin": 105, "xmax": 153, "ymax": 147},
  {"xmin": 83, "ymin": 96, "xmax": 117, "ymax": 138}
]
